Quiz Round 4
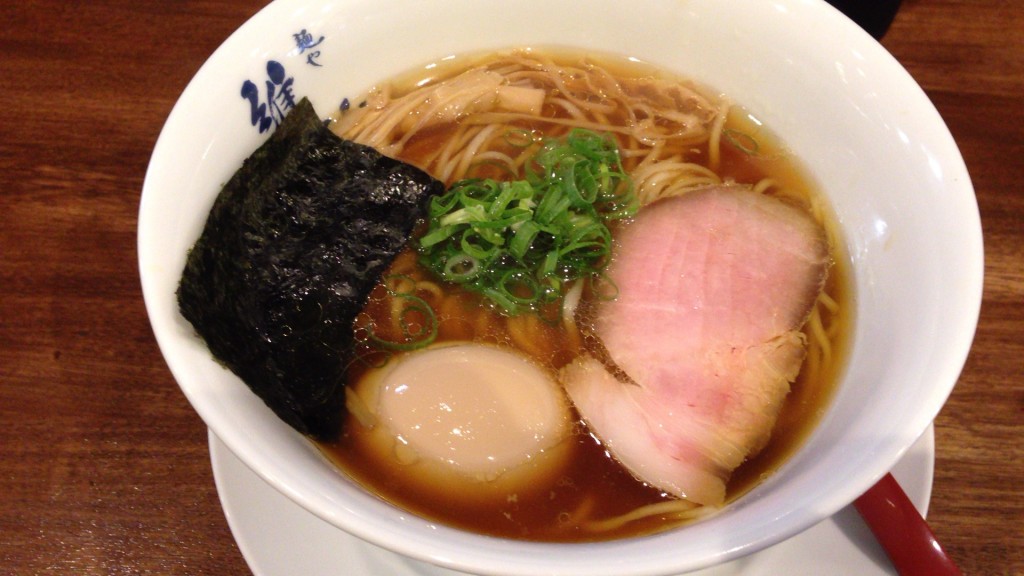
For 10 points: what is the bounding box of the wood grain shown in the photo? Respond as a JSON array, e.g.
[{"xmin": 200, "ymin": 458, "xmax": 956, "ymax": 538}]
[
  {"xmin": 881, "ymin": 2, "xmax": 1024, "ymax": 575},
  {"xmin": 2, "ymin": 0, "xmax": 1021, "ymax": 574}
]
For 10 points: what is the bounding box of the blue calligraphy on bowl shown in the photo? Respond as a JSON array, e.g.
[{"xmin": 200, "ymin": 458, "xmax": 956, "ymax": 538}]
[
  {"xmin": 241, "ymin": 60, "xmax": 296, "ymax": 133},
  {"xmin": 293, "ymin": 29, "xmax": 325, "ymax": 67}
]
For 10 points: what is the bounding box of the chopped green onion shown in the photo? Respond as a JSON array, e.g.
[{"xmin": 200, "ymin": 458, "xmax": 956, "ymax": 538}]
[
  {"xmin": 417, "ymin": 128, "xmax": 637, "ymax": 316},
  {"xmin": 363, "ymin": 275, "xmax": 438, "ymax": 351},
  {"xmin": 443, "ymin": 253, "xmax": 481, "ymax": 281},
  {"xmin": 503, "ymin": 128, "xmax": 537, "ymax": 148},
  {"xmin": 723, "ymin": 128, "xmax": 760, "ymax": 155}
]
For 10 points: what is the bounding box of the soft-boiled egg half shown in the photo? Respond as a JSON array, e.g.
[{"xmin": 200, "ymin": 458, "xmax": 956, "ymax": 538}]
[{"xmin": 345, "ymin": 342, "xmax": 572, "ymax": 489}]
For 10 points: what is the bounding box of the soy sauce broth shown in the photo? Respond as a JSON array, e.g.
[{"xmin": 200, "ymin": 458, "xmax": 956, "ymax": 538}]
[{"xmin": 317, "ymin": 50, "xmax": 852, "ymax": 542}]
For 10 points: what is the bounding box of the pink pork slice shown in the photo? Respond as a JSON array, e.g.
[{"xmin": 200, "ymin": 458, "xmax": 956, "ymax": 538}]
[{"xmin": 561, "ymin": 186, "xmax": 830, "ymax": 506}]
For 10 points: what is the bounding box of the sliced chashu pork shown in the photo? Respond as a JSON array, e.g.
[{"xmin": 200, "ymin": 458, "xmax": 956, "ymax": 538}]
[{"xmin": 561, "ymin": 185, "xmax": 830, "ymax": 506}]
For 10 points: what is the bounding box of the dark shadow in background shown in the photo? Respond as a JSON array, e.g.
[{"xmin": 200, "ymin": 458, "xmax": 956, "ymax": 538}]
[{"xmin": 826, "ymin": 0, "xmax": 903, "ymax": 38}]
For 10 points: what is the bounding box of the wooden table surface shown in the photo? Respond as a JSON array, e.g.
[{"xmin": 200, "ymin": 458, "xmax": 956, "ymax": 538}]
[{"xmin": 2, "ymin": 1, "xmax": 1021, "ymax": 574}]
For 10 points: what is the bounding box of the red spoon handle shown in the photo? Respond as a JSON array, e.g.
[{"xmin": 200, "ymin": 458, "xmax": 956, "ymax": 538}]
[{"xmin": 853, "ymin": 472, "xmax": 963, "ymax": 576}]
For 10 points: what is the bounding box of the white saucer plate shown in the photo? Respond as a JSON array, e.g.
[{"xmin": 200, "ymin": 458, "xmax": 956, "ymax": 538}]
[{"xmin": 210, "ymin": 426, "xmax": 933, "ymax": 576}]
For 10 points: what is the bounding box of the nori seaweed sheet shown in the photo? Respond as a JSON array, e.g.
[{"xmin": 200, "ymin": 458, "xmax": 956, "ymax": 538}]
[{"xmin": 177, "ymin": 98, "xmax": 444, "ymax": 440}]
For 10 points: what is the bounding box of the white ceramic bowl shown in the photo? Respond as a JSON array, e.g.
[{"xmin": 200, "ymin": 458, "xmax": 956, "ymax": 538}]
[{"xmin": 139, "ymin": 0, "xmax": 983, "ymax": 574}]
